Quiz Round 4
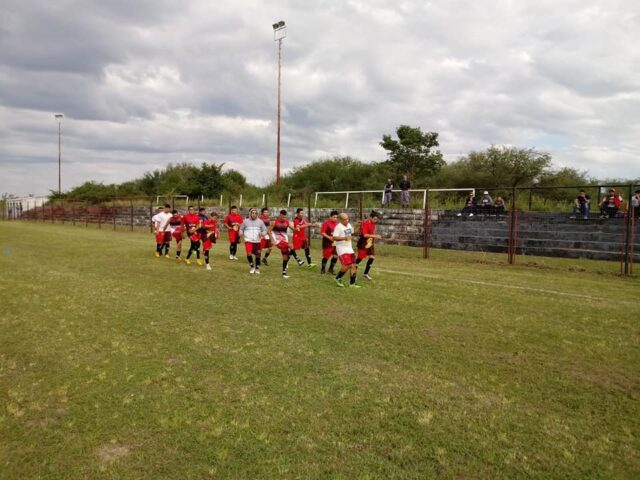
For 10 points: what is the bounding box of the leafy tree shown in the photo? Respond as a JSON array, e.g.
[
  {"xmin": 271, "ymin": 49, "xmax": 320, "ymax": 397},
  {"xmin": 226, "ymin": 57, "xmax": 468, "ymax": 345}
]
[
  {"xmin": 222, "ymin": 169, "xmax": 247, "ymax": 195},
  {"xmin": 196, "ymin": 163, "xmax": 224, "ymax": 198},
  {"xmin": 380, "ymin": 125, "xmax": 444, "ymax": 182}
]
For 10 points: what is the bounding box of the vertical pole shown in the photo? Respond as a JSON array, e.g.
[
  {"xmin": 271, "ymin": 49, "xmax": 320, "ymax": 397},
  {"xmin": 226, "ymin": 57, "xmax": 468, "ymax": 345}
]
[
  {"xmin": 276, "ymin": 37, "xmax": 282, "ymax": 193},
  {"xmin": 345, "ymin": 192, "xmax": 350, "ymax": 209},
  {"xmin": 85, "ymin": 203, "xmax": 89, "ymax": 228},
  {"xmin": 423, "ymin": 189, "xmax": 430, "ymax": 259},
  {"xmin": 265, "ymin": 194, "xmax": 269, "ymax": 210},
  {"xmin": 72, "ymin": 202, "xmax": 75, "ymax": 226},
  {"xmin": 423, "ymin": 190, "xmax": 427, "ymax": 209},
  {"xmin": 239, "ymin": 194, "xmax": 243, "ymax": 208},
  {"xmin": 262, "ymin": 193, "xmax": 266, "ymax": 207},
  {"xmin": 528, "ymin": 188, "xmax": 533, "ymax": 211},
  {"xmin": 149, "ymin": 200, "xmax": 153, "ymax": 233},
  {"xmin": 50, "ymin": 201, "xmax": 54, "ymax": 224},
  {"xmin": 287, "ymin": 193, "xmax": 291, "ymax": 208},
  {"xmin": 130, "ymin": 200, "xmax": 134, "ymax": 232},
  {"xmin": 61, "ymin": 199, "xmax": 65, "ymax": 225},
  {"xmin": 171, "ymin": 196, "xmax": 175, "ymax": 210},
  {"xmin": 359, "ymin": 193, "xmax": 363, "ymax": 222},
  {"xmin": 314, "ymin": 192, "xmax": 318, "ymax": 208},
  {"xmin": 508, "ymin": 187, "xmax": 517, "ymax": 265},
  {"xmin": 42, "ymin": 201, "xmax": 45, "ymax": 223},
  {"xmin": 113, "ymin": 198, "xmax": 116, "ymax": 231},
  {"xmin": 307, "ymin": 195, "xmax": 313, "ymax": 242},
  {"xmin": 623, "ymin": 184, "xmax": 633, "ymax": 275},
  {"xmin": 219, "ymin": 194, "xmax": 223, "ymax": 208},
  {"xmin": 98, "ymin": 204, "xmax": 102, "ymax": 229},
  {"xmin": 58, "ymin": 120, "xmax": 62, "ymax": 194}
]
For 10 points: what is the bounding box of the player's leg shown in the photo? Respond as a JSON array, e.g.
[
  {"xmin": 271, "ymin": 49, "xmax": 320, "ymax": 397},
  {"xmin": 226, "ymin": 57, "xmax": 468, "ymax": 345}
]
[
  {"xmin": 334, "ymin": 256, "xmax": 348, "ymax": 287},
  {"xmin": 281, "ymin": 245, "xmax": 290, "ymax": 278},
  {"xmin": 328, "ymin": 252, "xmax": 338, "ymax": 274}
]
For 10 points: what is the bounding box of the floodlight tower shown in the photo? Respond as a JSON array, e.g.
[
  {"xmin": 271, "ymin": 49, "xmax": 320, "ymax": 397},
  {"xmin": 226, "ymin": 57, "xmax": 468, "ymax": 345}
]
[
  {"xmin": 272, "ymin": 20, "xmax": 286, "ymax": 192},
  {"xmin": 54, "ymin": 113, "xmax": 64, "ymax": 193}
]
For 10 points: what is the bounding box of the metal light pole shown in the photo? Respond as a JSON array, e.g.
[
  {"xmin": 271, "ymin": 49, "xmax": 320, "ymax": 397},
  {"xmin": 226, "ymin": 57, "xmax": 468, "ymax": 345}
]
[
  {"xmin": 272, "ymin": 20, "xmax": 286, "ymax": 193},
  {"xmin": 54, "ymin": 113, "xmax": 64, "ymax": 193}
]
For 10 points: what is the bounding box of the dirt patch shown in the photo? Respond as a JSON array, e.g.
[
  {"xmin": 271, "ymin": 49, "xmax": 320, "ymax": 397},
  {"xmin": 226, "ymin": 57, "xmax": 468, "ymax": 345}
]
[{"xmin": 98, "ymin": 444, "xmax": 131, "ymax": 463}]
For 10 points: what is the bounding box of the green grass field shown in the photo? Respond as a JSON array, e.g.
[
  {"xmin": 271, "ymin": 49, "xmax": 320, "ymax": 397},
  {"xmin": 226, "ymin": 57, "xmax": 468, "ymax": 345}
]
[{"xmin": 1, "ymin": 222, "xmax": 639, "ymax": 479}]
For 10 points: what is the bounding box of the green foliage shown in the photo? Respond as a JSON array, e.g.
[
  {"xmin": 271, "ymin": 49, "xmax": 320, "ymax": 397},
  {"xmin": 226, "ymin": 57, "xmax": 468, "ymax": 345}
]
[{"xmin": 380, "ymin": 125, "xmax": 444, "ymax": 182}]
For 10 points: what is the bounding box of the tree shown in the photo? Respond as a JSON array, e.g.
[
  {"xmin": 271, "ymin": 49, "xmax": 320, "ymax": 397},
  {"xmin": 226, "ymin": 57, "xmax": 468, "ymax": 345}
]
[
  {"xmin": 380, "ymin": 125, "xmax": 444, "ymax": 182},
  {"xmin": 196, "ymin": 163, "xmax": 224, "ymax": 198},
  {"xmin": 222, "ymin": 169, "xmax": 247, "ymax": 196}
]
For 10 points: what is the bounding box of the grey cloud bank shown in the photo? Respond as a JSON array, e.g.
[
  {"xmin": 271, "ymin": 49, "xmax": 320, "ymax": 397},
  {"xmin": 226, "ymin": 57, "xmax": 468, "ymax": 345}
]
[{"xmin": 1, "ymin": 0, "xmax": 639, "ymax": 195}]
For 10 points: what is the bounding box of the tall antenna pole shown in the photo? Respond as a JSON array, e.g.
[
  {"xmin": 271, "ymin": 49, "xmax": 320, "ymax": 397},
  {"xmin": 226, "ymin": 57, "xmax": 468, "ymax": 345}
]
[
  {"xmin": 55, "ymin": 113, "xmax": 64, "ymax": 194},
  {"xmin": 276, "ymin": 37, "xmax": 282, "ymax": 193}
]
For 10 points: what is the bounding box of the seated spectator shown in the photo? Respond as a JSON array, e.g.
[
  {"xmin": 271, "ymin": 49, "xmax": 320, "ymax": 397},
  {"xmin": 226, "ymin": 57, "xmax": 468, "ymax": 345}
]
[
  {"xmin": 571, "ymin": 190, "xmax": 591, "ymax": 219},
  {"xmin": 632, "ymin": 190, "xmax": 640, "ymax": 218},
  {"xmin": 493, "ymin": 196, "xmax": 506, "ymax": 215},
  {"xmin": 477, "ymin": 190, "xmax": 494, "ymax": 214},
  {"xmin": 599, "ymin": 188, "xmax": 622, "ymax": 218},
  {"xmin": 457, "ymin": 191, "xmax": 476, "ymax": 217}
]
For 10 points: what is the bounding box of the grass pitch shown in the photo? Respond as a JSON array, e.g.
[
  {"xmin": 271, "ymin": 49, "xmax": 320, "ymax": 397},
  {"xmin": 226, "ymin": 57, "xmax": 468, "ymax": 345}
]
[{"xmin": 1, "ymin": 221, "xmax": 638, "ymax": 479}]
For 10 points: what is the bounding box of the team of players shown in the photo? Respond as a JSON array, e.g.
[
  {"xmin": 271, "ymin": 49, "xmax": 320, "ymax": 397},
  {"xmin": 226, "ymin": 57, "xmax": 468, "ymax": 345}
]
[{"xmin": 152, "ymin": 205, "xmax": 381, "ymax": 287}]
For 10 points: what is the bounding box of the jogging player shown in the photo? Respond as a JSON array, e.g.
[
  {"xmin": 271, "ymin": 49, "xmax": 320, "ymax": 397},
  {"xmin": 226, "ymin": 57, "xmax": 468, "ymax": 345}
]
[
  {"xmin": 224, "ymin": 206, "xmax": 243, "ymax": 260},
  {"xmin": 202, "ymin": 211, "xmax": 220, "ymax": 271},
  {"xmin": 259, "ymin": 207, "xmax": 273, "ymax": 265},
  {"xmin": 356, "ymin": 210, "xmax": 382, "ymax": 280},
  {"xmin": 240, "ymin": 208, "xmax": 268, "ymax": 274},
  {"xmin": 168, "ymin": 209, "xmax": 185, "ymax": 261},
  {"xmin": 320, "ymin": 210, "xmax": 339, "ymax": 274},
  {"xmin": 183, "ymin": 206, "xmax": 203, "ymax": 265},
  {"xmin": 153, "ymin": 204, "xmax": 172, "ymax": 258},
  {"xmin": 290, "ymin": 208, "xmax": 317, "ymax": 267},
  {"xmin": 268, "ymin": 209, "xmax": 294, "ymax": 279},
  {"xmin": 332, "ymin": 213, "xmax": 361, "ymax": 288}
]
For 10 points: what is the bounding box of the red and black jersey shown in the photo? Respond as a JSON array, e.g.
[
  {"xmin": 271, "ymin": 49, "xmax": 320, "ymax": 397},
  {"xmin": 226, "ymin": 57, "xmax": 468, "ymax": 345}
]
[
  {"xmin": 169, "ymin": 214, "xmax": 184, "ymax": 233},
  {"xmin": 259, "ymin": 213, "xmax": 271, "ymax": 228},
  {"xmin": 272, "ymin": 218, "xmax": 290, "ymax": 233},
  {"xmin": 357, "ymin": 219, "xmax": 376, "ymax": 249},
  {"xmin": 202, "ymin": 218, "xmax": 219, "ymax": 243},
  {"xmin": 320, "ymin": 219, "xmax": 337, "ymax": 249},
  {"xmin": 183, "ymin": 213, "xmax": 201, "ymax": 234},
  {"xmin": 224, "ymin": 214, "xmax": 243, "ymax": 229}
]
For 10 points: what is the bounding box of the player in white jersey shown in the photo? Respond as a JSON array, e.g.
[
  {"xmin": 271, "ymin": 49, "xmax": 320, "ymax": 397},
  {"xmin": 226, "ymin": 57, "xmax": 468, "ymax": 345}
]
[{"xmin": 331, "ymin": 213, "xmax": 361, "ymax": 288}]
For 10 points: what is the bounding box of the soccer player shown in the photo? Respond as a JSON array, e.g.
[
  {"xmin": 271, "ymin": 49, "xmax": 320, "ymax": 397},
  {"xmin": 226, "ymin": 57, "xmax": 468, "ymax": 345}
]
[
  {"xmin": 290, "ymin": 208, "xmax": 317, "ymax": 267},
  {"xmin": 153, "ymin": 204, "xmax": 172, "ymax": 258},
  {"xmin": 168, "ymin": 209, "xmax": 185, "ymax": 261},
  {"xmin": 332, "ymin": 213, "xmax": 361, "ymax": 288},
  {"xmin": 319, "ymin": 210, "xmax": 339, "ymax": 274},
  {"xmin": 183, "ymin": 206, "xmax": 203, "ymax": 265},
  {"xmin": 201, "ymin": 211, "xmax": 220, "ymax": 271},
  {"xmin": 240, "ymin": 208, "xmax": 268, "ymax": 274},
  {"xmin": 198, "ymin": 207, "xmax": 208, "ymax": 223},
  {"xmin": 268, "ymin": 209, "xmax": 294, "ymax": 279},
  {"xmin": 259, "ymin": 207, "xmax": 273, "ymax": 265},
  {"xmin": 356, "ymin": 210, "xmax": 382, "ymax": 280},
  {"xmin": 224, "ymin": 206, "xmax": 243, "ymax": 260},
  {"xmin": 151, "ymin": 206, "xmax": 163, "ymax": 257}
]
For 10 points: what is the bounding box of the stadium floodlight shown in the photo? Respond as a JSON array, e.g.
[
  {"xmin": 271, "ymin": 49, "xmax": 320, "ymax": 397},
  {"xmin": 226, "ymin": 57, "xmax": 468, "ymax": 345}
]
[
  {"xmin": 272, "ymin": 20, "xmax": 286, "ymax": 192},
  {"xmin": 54, "ymin": 113, "xmax": 64, "ymax": 194}
]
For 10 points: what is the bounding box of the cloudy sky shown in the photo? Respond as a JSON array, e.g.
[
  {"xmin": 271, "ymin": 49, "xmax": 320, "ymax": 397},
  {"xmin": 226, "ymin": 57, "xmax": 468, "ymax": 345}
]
[{"xmin": 1, "ymin": 0, "xmax": 639, "ymax": 196}]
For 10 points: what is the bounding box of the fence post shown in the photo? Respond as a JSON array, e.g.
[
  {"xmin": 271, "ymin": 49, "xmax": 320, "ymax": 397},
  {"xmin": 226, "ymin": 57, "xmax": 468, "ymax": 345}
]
[
  {"xmin": 287, "ymin": 193, "xmax": 291, "ymax": 208},
  {"xmin": 423, "ymin": 188, "xmax": 430, "ymax": 259},
  {"xmin": 623, "ymin": 184, "xmax": 633, "ymax": 275},
  {"xmin": 98, "ymin": 204, "xmax": 102, "ymax": 229},
  {"xmin": 149, "ymin": 201, "xmax": 153, "ymax": 233},
  {"xmin": 85, "ymin": 203, "xmax": 89, "ymax": 228},
  {"xmin": 307, "ymin": 195, "xmax": 313, "ymax": 242},
  {"xmin": 265, "ymin": 194, "xmax": 268, "ymax": 210},
  {"xmin": 130, "ymin": 200, "xmax": 134, "ymax": 232},
  {"xmin": 113, "ymin": 198, "xmax": 117, "ymax": 231},
  {"xmin": 61, "ymin": 199, "xmax": 65, "ymax": 225},
  {"xmin": 345, "ymin": 192, "xmax": 350, "ymax": 209},
  {"xmin": 359, "ymin": 193, "xmax": 363, "ymax": 221},
  {"xmin": 72, "ymin": 202, "xmax": 75, "ymax": 226},
  {"xmin": 508, "ymin": 187, "xmax": 517, "ymax": 265},
  {"xmin": 528, "ymin": 189, "xmax": 533, "ymax": 211},
  {"xmin": 239, "ymin": 194, "xmax": 243, "ymax": 208}
]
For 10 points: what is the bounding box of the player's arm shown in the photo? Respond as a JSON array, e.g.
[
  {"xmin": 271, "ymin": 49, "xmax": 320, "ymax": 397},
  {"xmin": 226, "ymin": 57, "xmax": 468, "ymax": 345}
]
[{"xmin": 320, "ymin": 224, "xmax": 332, "ymax": 241}]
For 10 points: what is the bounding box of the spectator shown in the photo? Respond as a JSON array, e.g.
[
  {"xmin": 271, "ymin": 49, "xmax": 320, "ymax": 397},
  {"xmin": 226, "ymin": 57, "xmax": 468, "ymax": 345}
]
[
  {"xmin": 493, "ymin": 196, "xmax": 506, "ymax": 215},
  {"xmin": 477, "ymin": 190, "xmax": 494, "ymax": 214},
  {"xmin": 457, "ymin": 191, "xmax": 476, "ymax": 217},
  {"xmin": 382, "ymin": 179, "xmax": 393, "ymax": 207},
  {"xmin": 599, "ymin": 188, "xmax": 622, "ymax": 218},
  {"xmin": 632, "ymin": 190, "xmax": 640, "ymax": 218},
  {"xmin": 571, "ymin": 190, "xmax": 591, "ymax": 219},
  {"xmin": 399, "ymin": 175, "xmax": 411, "ymax": 208}
]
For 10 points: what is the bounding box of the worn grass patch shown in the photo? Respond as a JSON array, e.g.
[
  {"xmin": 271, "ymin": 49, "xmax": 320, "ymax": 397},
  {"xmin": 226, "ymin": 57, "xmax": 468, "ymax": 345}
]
[{"xmin": 0, "ymin": 221, "xmax": 639, "ymax": 479}]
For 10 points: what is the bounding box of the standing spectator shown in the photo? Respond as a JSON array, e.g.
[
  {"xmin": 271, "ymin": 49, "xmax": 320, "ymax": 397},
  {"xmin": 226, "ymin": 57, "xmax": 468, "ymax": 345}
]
[
  {"xmin": 571, "ymin": 190, "xmax": 591, "ymax": 219},
  {"xmin": 493, "ymin": 196, "xmax": 506, "ymax": 215},
  {"xmin": 382, "ymin": 179, "xmax": 393, "ymax": 207},
  {"xmin": 599, "ymin": 189, "xmax": 622, "ymax": 218},
  {"xmin": 399, "ymin": 175, "xmax": 411, "ymax": 208},
  {"xmin": 457, "ymin": 191, "xmax": 476, "ymax": 217},
  {"xmin": 477, "ymin": 191, "xmax": 494, "ymax": 214},
  {"xmin": 632, "ymin": 190, "xmax": 640, "ymax": 218}
]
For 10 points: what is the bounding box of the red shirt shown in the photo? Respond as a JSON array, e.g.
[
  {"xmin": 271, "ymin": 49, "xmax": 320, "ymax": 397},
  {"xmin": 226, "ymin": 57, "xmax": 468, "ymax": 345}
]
[
  {"xmin": 293, "ymin": 217, "xmax": 308, "ymax": 241},
  {"xmin": 169, "ymin": 214, "xmax": 184, "ymax": 233},
  {"xmin": 320, "ymin": 219, "xmax": 337, "ymax": 249},
  {"xmin": 259, "ymin": 213, "xmax": 271, "ymax": 227},
  {"xmin": 203, "ymin": 218, "xmax": 219, "ymax": 237},
  {"xmin": 224, "ymin": 214, "xmax": 243, "ymax": 229},
  {"xmin": 357, "ymin": 219, "xmax": 376, "ymax": 249},
  {"xmin": 183, "ymin": 213, "xmax": 201, "ymax": 233}
]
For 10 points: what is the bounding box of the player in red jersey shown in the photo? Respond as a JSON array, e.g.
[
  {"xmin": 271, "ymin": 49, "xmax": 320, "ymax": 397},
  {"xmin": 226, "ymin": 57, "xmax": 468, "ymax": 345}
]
[
  {"xmin": 201, "ymin": 211, "xmax": 220, "ymax": 271},
  {"xmin": 183, "ymin": 205, "xmax": 203, "ymax": 265},
  {"xmin": 152, "ymin": 205, "xmax": 172, "ymax": 258},
  {"xmin": 268, "ymin": 209, "xmax": 294, "ymax": 278},
  {"xmin": 289, "ymin": 208, "xmax": 317, "ymax": 268},
  {"xmin": 356, "ymin": 211, "xmax": 382, "ymax": 280},
  {"xmin": 319, "ymin": 210, "xmax": 339, "ymax": 274},
  {"xmin": 168, "ymin": 209, "xmax": 185, "ymax": 261},
  {"xmin": 259, "ymin": 207, "xmax": 273, "ymax": 266},
  {"xmin": 224, "ymin": 205, "xmax": 243, "ymax": 260}
]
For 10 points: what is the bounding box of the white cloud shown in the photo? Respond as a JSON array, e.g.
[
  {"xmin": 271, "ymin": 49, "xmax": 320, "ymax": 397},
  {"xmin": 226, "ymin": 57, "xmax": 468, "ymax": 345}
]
[{"xmin": 1, "ymin": 0, "xmax": 639, "ymax": 196}]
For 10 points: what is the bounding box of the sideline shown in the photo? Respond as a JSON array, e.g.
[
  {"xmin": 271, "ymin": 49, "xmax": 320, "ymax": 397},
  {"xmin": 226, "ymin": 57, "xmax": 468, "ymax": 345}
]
[{"xmin": 377, "ymin": 268, "xmax": 611, "ymax": 302}]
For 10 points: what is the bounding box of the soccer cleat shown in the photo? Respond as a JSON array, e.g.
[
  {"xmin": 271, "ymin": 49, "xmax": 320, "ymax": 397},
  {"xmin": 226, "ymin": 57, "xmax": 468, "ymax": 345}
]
[
  {"xmin": 232, "ymin": 256, "xmax": 238, "ymax": 261},
  {"xmin": 282, "ymin": 271, "xmax": 289, "ymax": 279},
  {"xmin": 164, "ymin": 254, "xmax": 170, "ymax": 258},
  {"xmin": 206, "ymin": 264, "xmax": 212, "ymax": 271},
  {"xmin": 185, "ymin": 259, "xmax": 192, "ymax": 265},
  {"xmin": 297, "ymin": 259, "xmax": 305, "ymax": 266},
  {"xmin": 155, "ymin": 252, "xmax": 160, "ymax": 257},
  {"xmin": 254, "ymin": 268, "xmax": 261, "ymax": 275},
  {"xmin": 229, "ymin": 254, "xmax": 234, "ymax": 260},
  {"xmin": 262, "ymin": 258, "xmax": 269, "ymax": 266},
  {"xmin": 307, "ymin": 263, "xmax": 317, "ymax": 268},
  {"xmin": 175, "ymin": 257, "xmax": 182, "ymax": 262},
  {"xmin": 334, "ymin": 278, "xmax": 345, "ymax": 288},
  {"xmin": 469, "ymin": 213, "xmax": 474, "ymax": 217},
  {"xmin": 349, "ymin": 283, "xmax": 362, "ymax": 289},
  {"xmin": 250, "ymin": 267, "xmax": 255, "ymax": 274},
  {"xmin": 364, "ymin": 273, "xmax": 373, "ymax": 280},
  {"xmin": 196, "ymin": 259, "xmax": 204, "ymax": 266}
]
